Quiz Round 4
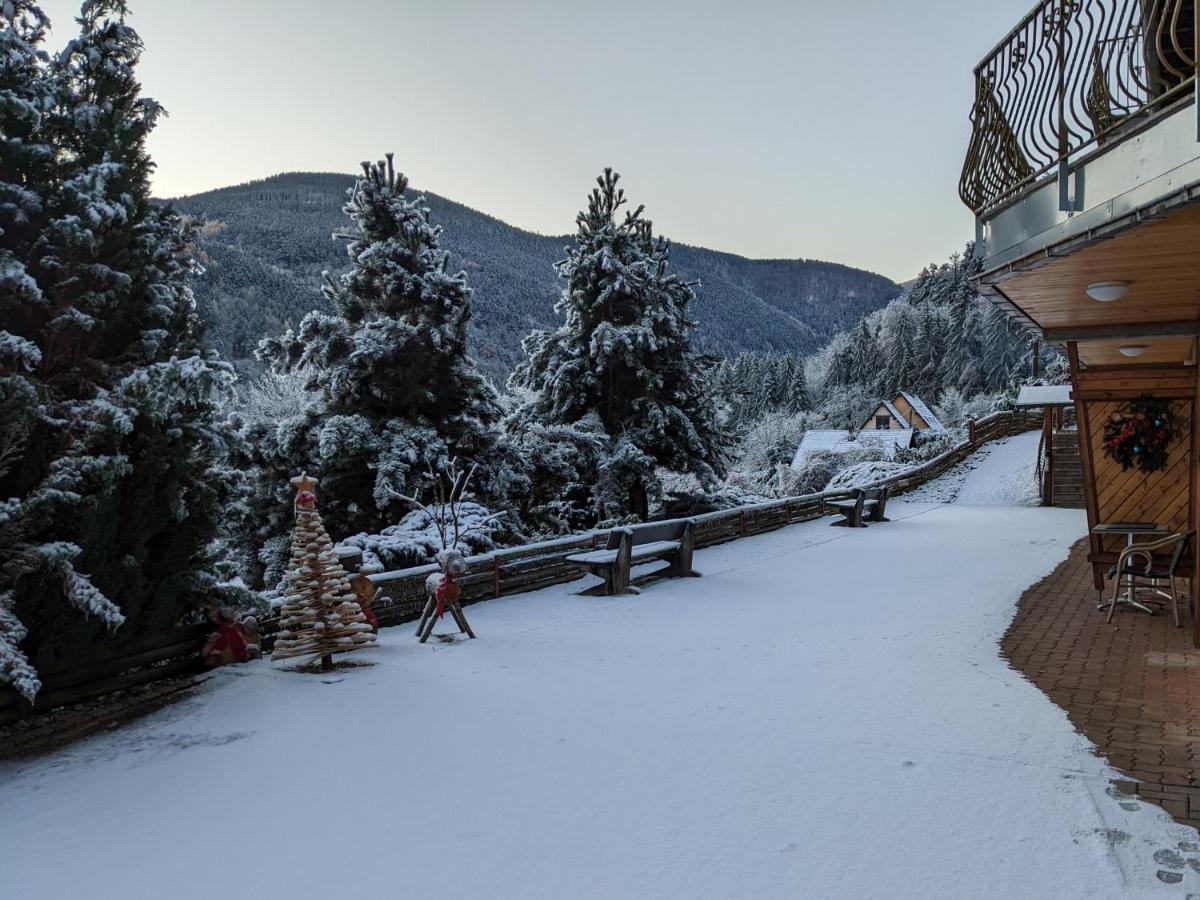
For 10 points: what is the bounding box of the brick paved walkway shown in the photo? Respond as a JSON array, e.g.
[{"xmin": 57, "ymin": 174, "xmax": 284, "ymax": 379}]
[{"xmin": 1003, "ymin": 538, "xmax": 1200, "ymax": 832}]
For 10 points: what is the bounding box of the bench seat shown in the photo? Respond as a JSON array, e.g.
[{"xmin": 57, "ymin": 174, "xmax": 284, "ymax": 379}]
[{"xmin": 827, "ymin": 498, "xmax": 879, "ymax": 511}]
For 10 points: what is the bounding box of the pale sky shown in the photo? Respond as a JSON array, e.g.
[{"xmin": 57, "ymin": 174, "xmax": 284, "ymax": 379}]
[{"xmin": 39, "ymin": 0, "xmax": 1030, "ymax": 281}]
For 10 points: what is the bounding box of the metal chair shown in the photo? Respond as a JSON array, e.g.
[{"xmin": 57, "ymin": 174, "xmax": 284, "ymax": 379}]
[{"xmin": 1105, "ymin": 530, "xmax": 1194, "ymax": 626}]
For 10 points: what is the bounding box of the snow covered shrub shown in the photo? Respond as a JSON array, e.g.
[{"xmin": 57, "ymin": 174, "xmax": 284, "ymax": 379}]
[
  {"xmin": 778, "ymin": 451, "xmax": 845, "ymax": 496},
  {"xmin": 825, "ymin": 461, "xmax": 909, "ymax": 491},
  {"xmin": 727, "ymin": 412, "xmax": 814, "ymax": 494},
  {"xmin": 233, "ymin": 370, "xmax": 315, "ymax": 422},
  {"xmin": 660, "ymin": 486, "xmax": 770, "ymax": 519},
  {"xmin": 342, "ymin": 502, "xmax": 500, "ymax": 571},
  {"xmin": 779, "ymin": 441, "xmax": 888, "ymax": 496},
  {"xmin": 895, "ymin": 431, "xmax": 961, "ymax": 466}
]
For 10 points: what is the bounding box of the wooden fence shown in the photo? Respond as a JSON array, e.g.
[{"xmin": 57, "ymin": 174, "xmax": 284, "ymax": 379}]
[{"xmin": 0, "ymin": 409, "xmax": 1041, "ymax": 726}]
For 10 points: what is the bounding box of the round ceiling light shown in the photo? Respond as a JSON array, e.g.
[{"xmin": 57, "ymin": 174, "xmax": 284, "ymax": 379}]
[
  {"xmin": 1118, "ymin": 345, "xmax": 1147, "ymax": 357},
  {"xmin": 1086, "ymin": 281, "xmax": 1130, "ymax": 302}
]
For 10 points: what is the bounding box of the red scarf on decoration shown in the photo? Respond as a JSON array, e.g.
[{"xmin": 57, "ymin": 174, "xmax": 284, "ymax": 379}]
[
  {"xmin": 435, "ymin": 574, "xmax": 461, "ymax": 620},
  {"xmin": 214, "ymin": 622, "xmax": 248, "ymax": 663}
]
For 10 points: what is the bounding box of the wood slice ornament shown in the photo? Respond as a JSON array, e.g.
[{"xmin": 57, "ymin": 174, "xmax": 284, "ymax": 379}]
[{"xmin": 273, "ymin": 473, "xmax": 377, "ymax": 670}]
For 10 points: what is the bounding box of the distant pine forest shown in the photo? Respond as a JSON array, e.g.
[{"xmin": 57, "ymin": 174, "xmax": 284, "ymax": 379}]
[{"xmin": 171, "ymin": 172, "xmax": 902, "ymax": 380}]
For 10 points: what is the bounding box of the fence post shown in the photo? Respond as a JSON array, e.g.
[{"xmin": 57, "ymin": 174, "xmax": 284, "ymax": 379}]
[
  {"xmin": 492, "ymin": 556, "xmax": 501, "ymax": 598},
  {"xmin": 739, "ymin": 510, "xmax": 746, "ymax": 537},
  {"xmin": 969, "ymin": 418, "xmax": 977, "ymax": 449}
]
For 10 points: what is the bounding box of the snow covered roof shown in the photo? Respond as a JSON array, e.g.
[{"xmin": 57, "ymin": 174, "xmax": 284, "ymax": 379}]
[
  {"xmin": 858, "ymin": 429, "xmax": 915, "ymax": 455},
  {"xmin": 882, "ymin": 400, "xmax": 910, "ymax": 428},
  {"xmin": 1015, "ymin": 384, "xmax": 1073, "ymax": 407},
  {"xmin": 791, "ymin": 428, "xmax": 914, "ymax": 468},
  {"xmin": 897, "ymin": 392, "xmax": 945, "ymax": 432}
]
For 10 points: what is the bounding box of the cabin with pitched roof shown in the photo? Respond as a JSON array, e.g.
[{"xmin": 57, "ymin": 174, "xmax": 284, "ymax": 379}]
[{"xmin": 861, "ymin": 392, "xmax": 945, "ymax": 433}]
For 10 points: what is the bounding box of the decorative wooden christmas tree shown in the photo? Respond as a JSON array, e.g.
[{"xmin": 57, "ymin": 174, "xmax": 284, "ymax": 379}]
[{"xmin": 273, "ymin": 473, "xmax": 377, "ymax": 670}]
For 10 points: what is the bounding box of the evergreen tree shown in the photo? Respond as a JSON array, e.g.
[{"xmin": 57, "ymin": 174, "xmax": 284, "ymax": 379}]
[
  {"xmin": 509, "ymin": 168, "xmax": 730, "ymax": 520},
  {"xmin": 785, "ymin": 357, "xmax": 809, "ymax": 413},
  {"xmin": 1, "ymin": 1, "xmax": 235, "ymax": 694},
  {"xmin": 254, "ymin": 154, "xmax": 509, "ymax": 569},
  {"xmin": 913, "ymin": 308, "xmax": 946, "ymax": 398}
]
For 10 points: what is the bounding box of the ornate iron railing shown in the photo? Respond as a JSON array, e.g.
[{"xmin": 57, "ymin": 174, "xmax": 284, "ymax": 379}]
[{"xmin": 961, "ymin": 0, "xmax": 1197, "ymax": 215}]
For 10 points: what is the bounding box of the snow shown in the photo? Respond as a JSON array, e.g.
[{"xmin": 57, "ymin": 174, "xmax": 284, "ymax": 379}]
[
  {"xmin": 824, "ymin": 459, "xmax": 910, "ymax": 490},
  {"xmin": 1016, "ymin": 384, "xmax": 1073, "ymax": 407},
  {"xmin": 791, "ymin": 428, "xmax": 913, "ymax": 467},
  {"xmin": 2, "ymin": 445, "xmax": 1197, "ymax": 898},
  {"xmin": 905, "ymin": 431, "xmax": 1042, "ymax": 507}
]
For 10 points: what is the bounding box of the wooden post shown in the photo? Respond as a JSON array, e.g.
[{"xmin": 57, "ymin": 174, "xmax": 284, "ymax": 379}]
[
  {"xmin": 321, "ymin": 654, "xmax": 333, "ymax": 672},
  {"xmin": 492, "ymin": 557, "xmax": 501, "ymax": 598},
  {"xmin": 968, "ymin": 418, "xmax": 977, "ymax": 449},
  {"xmin": 1042, "ymin": 408, "xmax": 1054, "ymax": 507}
]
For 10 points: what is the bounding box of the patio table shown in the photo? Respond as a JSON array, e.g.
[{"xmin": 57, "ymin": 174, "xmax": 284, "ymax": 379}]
[{"xmin": 1091, "ymin": 522, "xmax": 1170, "ymax": 616}]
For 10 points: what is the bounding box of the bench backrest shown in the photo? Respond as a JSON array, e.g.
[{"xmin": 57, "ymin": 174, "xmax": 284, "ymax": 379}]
[
  {"xmin": 629, "ymin": 519, "xmax": 689, "ymax": 545},
  {"xmin": 604, "ymin": 527, "xmax": 632, "ymax": 550},
  {"xmin": 603, "ymin": 519, "xmax": 691, "ymax": 549}
]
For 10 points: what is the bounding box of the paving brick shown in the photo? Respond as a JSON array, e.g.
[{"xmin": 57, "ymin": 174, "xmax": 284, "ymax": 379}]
[{"xmin": 1001, "ymin": 538, "xmax": 1200, "ymax": 835}]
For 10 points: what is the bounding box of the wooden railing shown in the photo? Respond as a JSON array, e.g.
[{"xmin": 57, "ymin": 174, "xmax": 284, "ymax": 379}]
[
  {"xmin": 365, "ymin": 410, "xmax": 1041, "ymax": 625},
  {"xmin": 0, "ymin": 410, "xmax": 1042, "ymax": 726},
  {"xmin": 960, "ymin": 0, "xmax": 1198, "ymax": 215}
]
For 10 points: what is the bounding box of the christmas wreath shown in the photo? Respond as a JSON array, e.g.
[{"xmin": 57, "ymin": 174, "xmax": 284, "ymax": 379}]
[{"xmin": 1102, "ymin": 397, "xmax": 1178, "ymax": 473}]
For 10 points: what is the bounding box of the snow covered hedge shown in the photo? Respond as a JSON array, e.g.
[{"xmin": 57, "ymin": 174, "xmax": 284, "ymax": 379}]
[
  {"xmin": 824, "ymin": 461, "xmax": 911, "ymax": 491},
  {"xmin": 340, "ymin": 502, "xmax": 501, "ymax": 571}
]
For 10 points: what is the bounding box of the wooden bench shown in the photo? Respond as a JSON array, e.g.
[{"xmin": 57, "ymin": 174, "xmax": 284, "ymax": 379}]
[
  {"xmin": 828, "ymin": 487, "xmax": 890, "ymax": 528},
  {"xmin": 566, "ymin": 519, "xmax": 698, "ymax": 595}
]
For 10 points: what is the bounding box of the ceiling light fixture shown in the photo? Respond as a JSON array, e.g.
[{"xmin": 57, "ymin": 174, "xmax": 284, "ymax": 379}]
[
  {"xmin": 1086, "ymin": 281, "xmax": 1130, "ymax": 302},
  {"xmin": 1118, "ymin": 345, "xmax": 1147, "ymax": 357}
]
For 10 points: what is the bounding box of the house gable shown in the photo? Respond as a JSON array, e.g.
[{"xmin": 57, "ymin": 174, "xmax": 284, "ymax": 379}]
[{"xmin": 860, "ymin": 400, "xmax": 911, "ymax": 432}]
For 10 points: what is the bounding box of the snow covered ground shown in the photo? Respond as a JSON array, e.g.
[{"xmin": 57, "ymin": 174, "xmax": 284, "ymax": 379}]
[
  {"xmin": 2, "ymin": 441, "xmax": 1198, "ymax": 899},
  {"xmin": 905, "ymin": 430, "xmax": 1043, "ymax": 506}
]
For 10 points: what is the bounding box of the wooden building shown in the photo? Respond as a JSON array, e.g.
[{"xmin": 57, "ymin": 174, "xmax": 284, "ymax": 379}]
[
  {"xmin": 860, "ymin": 393, "xmax": 945, "ymax": 433},
  {"xmin": 960, "ymin": 0, "xmax": 1200, "ymax": 644}
]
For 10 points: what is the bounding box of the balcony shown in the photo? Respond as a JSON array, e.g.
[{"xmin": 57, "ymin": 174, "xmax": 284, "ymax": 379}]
[{"xmin": 961, "ymin": 0, "xmax": 1199, "ymax": 273}]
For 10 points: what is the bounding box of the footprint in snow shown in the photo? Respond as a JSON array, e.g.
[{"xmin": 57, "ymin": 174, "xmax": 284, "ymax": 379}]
[{"xmin": 1152, "ymin": 844, "xmax": 1200, "ymax": 885}]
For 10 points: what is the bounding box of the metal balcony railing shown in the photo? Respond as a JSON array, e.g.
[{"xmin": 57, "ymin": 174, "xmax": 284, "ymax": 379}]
[{"xmin": 960, "ymin": 0, "xmax": 1197, "ymax": 216}]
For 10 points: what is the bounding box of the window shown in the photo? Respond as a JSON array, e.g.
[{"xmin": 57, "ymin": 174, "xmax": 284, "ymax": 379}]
[{"xmin": 875, "ymin": 415, "xmax": 890, "ymax": 430}]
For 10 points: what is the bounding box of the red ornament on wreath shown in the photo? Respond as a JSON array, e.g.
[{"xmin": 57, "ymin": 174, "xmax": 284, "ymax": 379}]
[{"xmin": 1102, "ymin": 397, "xmax": 1178, "ymax": 473}]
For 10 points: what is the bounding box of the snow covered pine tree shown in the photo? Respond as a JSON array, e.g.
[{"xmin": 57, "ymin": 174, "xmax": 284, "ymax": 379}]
[
  {"xmin": 509, "ymin": 169, "xmax": 729, "ymax": 520},
  {"xmin": 273, "ymin": 474, "xmax": 376, "ymax": 671},
  {"xmin": 254, "ymin": 154, "xmax": 509, "ymax": 570},
  {"xmin": 0, "ymin": 1, "xmax": 235, "ymax": 698}
]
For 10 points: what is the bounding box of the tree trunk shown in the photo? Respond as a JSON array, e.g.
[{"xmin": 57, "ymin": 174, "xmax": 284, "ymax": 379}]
[{"xmin": 629, "ymin": 479, "xmax": 649, "ymax": 521}]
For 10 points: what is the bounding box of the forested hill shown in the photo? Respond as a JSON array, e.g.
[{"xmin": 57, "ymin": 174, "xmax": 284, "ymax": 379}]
[{"xmin": 170, "ymin": 172, "xmax": 901, "ymax": 379}]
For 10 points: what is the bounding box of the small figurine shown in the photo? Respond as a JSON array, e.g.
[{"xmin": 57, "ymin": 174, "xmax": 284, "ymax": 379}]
[
  {"xmin": 415, "ymin": 548, "xmax": 475, "ymax": 643},
  {"xmin": 349, "ymin": 570, "xmax": 380, "ymax": 633},
  {"xmin": 201, "ymin": 606, "xmax": 260, "ymax": 667}
]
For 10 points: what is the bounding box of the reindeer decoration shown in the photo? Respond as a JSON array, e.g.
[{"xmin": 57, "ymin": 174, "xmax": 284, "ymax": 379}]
[
  {"xmin": 392, "ymin": 458, "xmax": 502, "ymax": 644},
  {"xmin": 416, "ymin": 548, "xmax": 474, "ymax": 643}
]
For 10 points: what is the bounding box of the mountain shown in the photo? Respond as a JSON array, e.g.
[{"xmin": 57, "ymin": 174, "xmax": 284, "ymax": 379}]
[{"xmin": 169, "ymin": 172, "xmax": 901, "ymax": 381}]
